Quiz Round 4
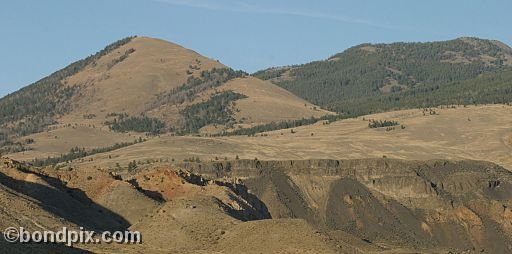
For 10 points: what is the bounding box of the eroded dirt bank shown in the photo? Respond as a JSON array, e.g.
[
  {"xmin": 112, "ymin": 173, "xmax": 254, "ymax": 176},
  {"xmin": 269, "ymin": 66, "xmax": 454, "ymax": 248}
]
[
  {"xmin": 180, "ymin": 159, "xmax": 512, "ymax": 253},
  {"xmin": 1, "ymin": 157, "xmax": 511, "ymax": 253}
]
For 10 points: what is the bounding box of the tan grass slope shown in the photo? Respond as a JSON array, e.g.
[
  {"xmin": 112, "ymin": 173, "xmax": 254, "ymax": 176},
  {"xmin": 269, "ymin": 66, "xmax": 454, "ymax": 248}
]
[
  {"xmin": 60, "ymin": 36, "xmax": 226, "ymax": 126},
  {"xmin": 52, "ymin": 104, "xmax": 512, "ymax": 172},
  {"xmin": 220, "ymin": 76, "xmax": 331, "ymax": 125},
  {"xmin": 7, "ymin": 36, "xmax": 331, "ymax": 158},
  {"xmin": 60, "ymin": 36, "xmax": 330, "ymax": 128}
]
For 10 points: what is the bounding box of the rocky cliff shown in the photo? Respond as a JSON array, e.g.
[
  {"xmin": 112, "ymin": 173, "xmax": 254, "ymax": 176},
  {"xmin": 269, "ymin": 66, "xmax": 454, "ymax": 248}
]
[{"xmin": 180, "ymin": 159, "xmax": 512, "ymax": 253}]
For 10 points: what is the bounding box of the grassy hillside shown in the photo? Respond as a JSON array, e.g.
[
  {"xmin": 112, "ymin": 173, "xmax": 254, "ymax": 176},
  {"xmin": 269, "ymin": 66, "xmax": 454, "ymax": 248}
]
[
  {"xmin": 254, "ymin": 37, "xmax": 512, "ymax": 115},
  {"xmin": 47, "ymin": 104, "xmax": 512, "ymax": 173},
  {"xmin": 1, "ymin": 36, "xmax": 331, "ymax": 156},
  {"xmin": 0, "ymin": 37, "xmax": 136, "ymax": 154},
  {"xmin": 0, "ymin": 36, "xmax": 136, "ymax": 133}
]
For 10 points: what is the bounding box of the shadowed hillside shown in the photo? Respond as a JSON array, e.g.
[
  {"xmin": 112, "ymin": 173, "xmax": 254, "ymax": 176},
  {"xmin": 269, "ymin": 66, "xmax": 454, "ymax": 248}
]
[{"xmin": 181, "ymin": 159, "xmax": 512, "ymax": 253}]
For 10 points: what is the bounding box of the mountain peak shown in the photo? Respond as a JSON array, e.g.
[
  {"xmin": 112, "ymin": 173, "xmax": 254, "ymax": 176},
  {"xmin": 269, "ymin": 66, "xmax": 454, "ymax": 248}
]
[
  {"xmin": 0, "ymin": 36, "xmax": 330, "ymax": 150},
  {"xmin": 128, "ymin": 36, "xmax": 191, "ymax": 51}
]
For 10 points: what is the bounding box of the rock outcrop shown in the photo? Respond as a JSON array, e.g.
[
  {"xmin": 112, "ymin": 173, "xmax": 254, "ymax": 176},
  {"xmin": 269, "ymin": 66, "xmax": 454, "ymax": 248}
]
[{"xmin": 180, "ymin": 159, "xmax": 512, "ymax": 253}]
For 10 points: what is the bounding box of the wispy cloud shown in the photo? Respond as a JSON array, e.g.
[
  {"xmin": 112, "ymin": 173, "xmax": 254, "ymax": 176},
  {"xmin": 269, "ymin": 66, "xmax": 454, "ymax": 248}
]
[{"xmin": 150, "ymin": 0, "xmax": 404, "ymax": 30}]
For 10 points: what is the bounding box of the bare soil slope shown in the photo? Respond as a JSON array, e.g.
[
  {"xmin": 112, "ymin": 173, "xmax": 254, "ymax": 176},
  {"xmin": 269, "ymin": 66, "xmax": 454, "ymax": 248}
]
[
  {"xmin": 182, "ymin": 159, "xmax": 512, "ymax": 253},
  {"xmin": 0, "ymin": 158, "xmax": 342, "ymax": 253},
  {"xmin": 2, "ymin": 157, "xmax": 511, "ymax": 253}
]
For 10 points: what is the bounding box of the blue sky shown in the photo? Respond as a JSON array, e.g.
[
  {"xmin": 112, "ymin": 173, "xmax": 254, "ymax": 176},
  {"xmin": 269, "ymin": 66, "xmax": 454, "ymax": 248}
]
[{"xmin": 1, "ymin": 0, "xmax": 511, "ymax": 97}]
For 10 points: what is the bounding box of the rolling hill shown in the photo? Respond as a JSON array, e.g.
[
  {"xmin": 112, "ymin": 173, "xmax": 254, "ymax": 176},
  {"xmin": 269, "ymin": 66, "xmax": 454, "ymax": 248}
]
[
  {"xmin": 254, "ymin": 37, "xmax": 512, "ymax": 115},
  {"xmin": 0, "ymin": 36, "xmax": 330, "ymax": 155},
  {"xmin": 34, "ymin": 104, "xmax": 510, "ymax": 173}
]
